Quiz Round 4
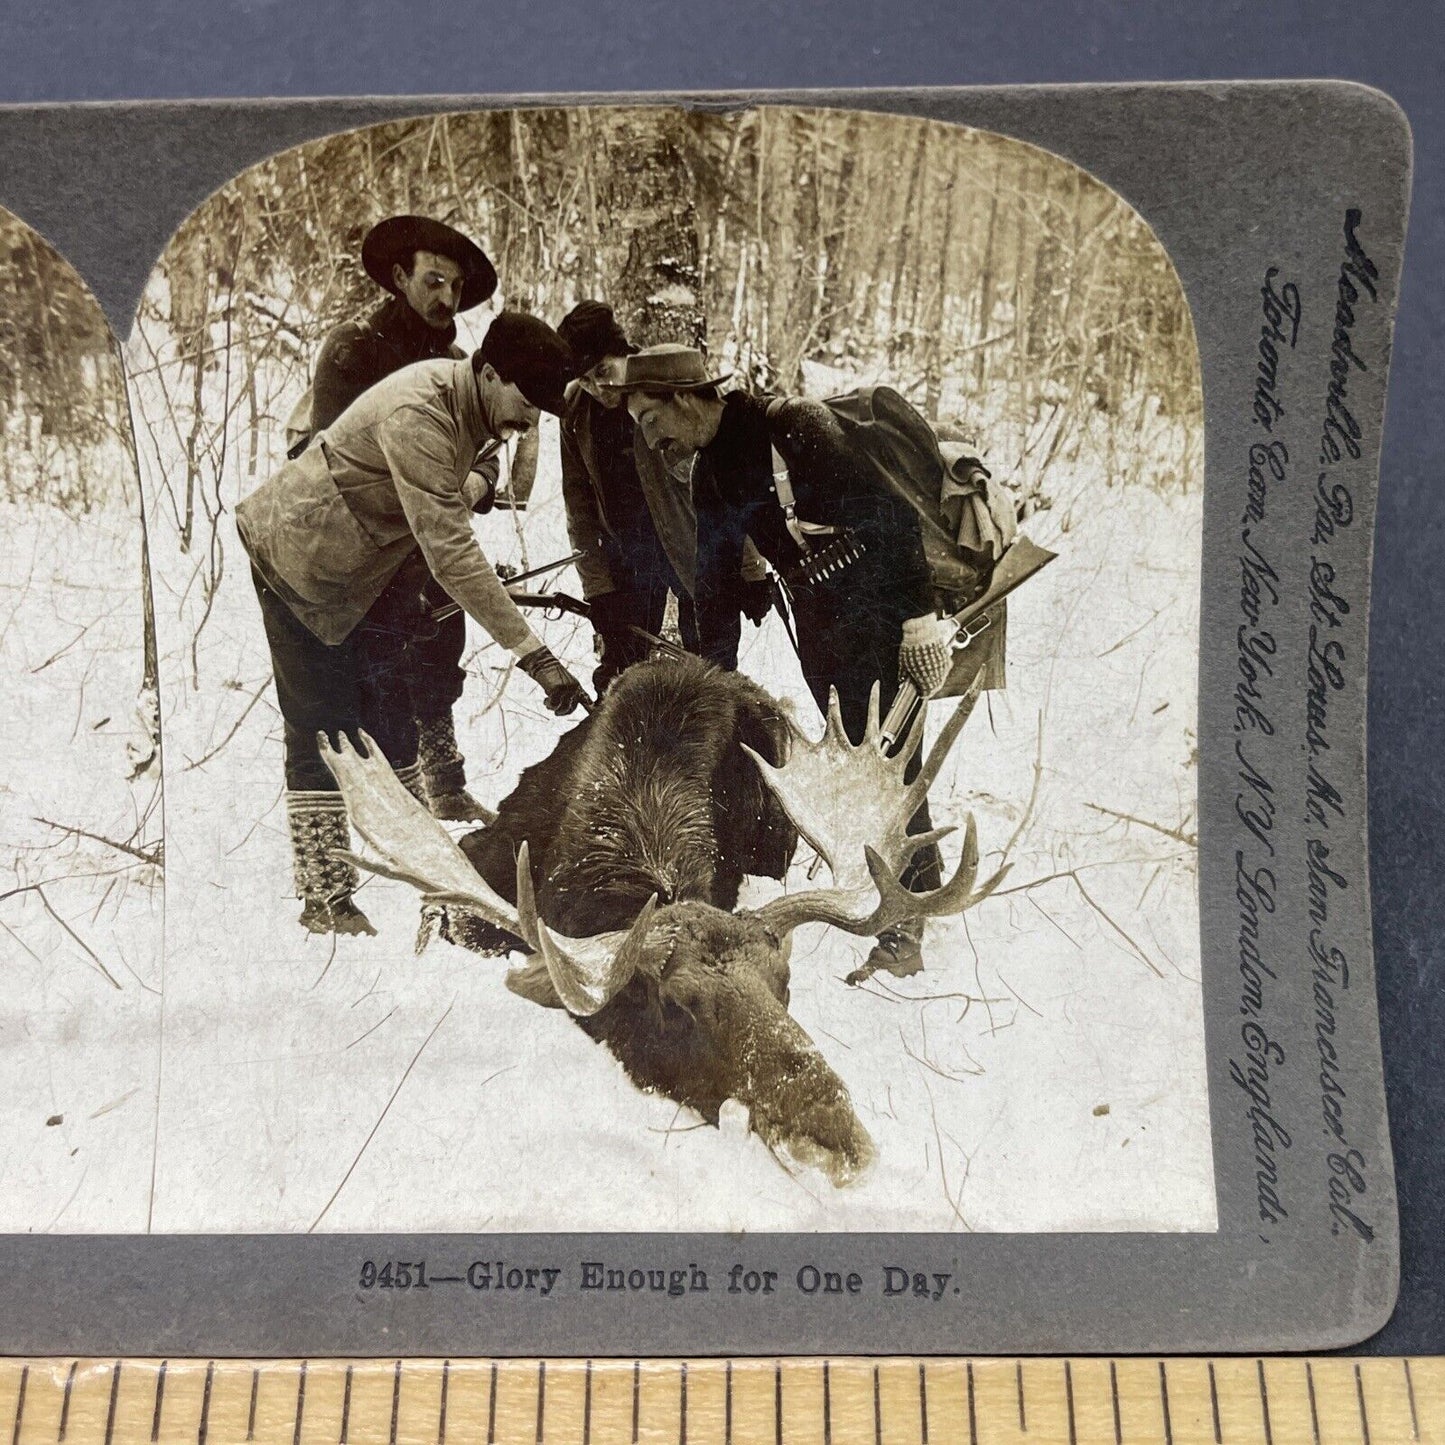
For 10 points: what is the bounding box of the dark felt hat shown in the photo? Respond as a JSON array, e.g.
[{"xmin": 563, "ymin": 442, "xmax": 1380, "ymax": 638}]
[
  {"xmin": 477, "ymin": 311, "xmax": 576, "ymax": 416},
  {"xmin": 362, "ymin": 216, "xmax": 498, "ymax": 312},
  {"xmin": 615, "ymin": 344, "xmax": 731, "ymax": 392},
  {"xmin": 557, "ymin": 300, "xmax": 635, "ymax": 375}
]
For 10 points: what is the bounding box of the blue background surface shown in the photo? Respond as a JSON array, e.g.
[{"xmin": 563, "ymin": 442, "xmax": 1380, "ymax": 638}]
[{"xmin": 0, "ymin": 0, "xmax": 1438, "ymax": 1352}]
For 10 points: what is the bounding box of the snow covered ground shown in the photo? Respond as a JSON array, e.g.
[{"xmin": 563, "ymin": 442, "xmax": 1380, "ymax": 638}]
[
  {"xmin": 0, "ymin": 492, "xmax": 163, "ymax": 1232},
  {"xmin": 104, "ymin": 334, "xmax": 1214, "ymax": 1234}
]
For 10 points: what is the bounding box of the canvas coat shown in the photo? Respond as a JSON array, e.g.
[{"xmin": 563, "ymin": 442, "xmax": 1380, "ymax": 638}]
[{"xmin": 236, "ymin": 358, "xmax": 529, "ymax": 651}]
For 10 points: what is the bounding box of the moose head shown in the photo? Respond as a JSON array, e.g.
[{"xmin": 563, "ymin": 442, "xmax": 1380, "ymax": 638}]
[{"xmin": 319, "ymin": 661, "xmax": 1003, "ymax": 1188}]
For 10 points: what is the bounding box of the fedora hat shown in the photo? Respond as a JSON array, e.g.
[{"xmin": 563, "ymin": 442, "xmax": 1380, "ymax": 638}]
[
  {"xmin": 362, "ymin": 216, "xmax": 498, "ymax": 312},
  {"xmin": 616, "ymin": 344, "xmax": 731, "ymax": 393}
]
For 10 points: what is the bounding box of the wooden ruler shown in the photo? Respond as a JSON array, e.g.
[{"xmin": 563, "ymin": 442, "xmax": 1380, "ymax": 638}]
[{"xmin": 0, "ymin": 1357, "xmax": 1440, "ymax": 1444}]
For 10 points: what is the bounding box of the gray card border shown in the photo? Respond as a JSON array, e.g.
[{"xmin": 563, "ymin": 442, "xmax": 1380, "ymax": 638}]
[{"xmin": 0, "ymin": 81, "xmax": 1412, "ymax": 1354}]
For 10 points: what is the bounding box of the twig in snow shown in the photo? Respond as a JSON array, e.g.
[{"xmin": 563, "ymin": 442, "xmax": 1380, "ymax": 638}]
[
  {"xmin": 1070, "ymin": 873, "xmax": 1163, "ymax": 977},
  {"xmin": 1025, "ymin": 890, "xmax": 1081, "ymax": 951},
  {"xmin": 922, "ymin": 1076, "xmax": 973, "ymax": 1230},
  {"xmin": 1095, "ymin": 602, "xmax": 1170, "ymax": 659},
  {"xmin": 344, "ymin": 1007, "xmax": 397, "ymax": 1051},
  {"xmin": 309, "ymin": 1002, "xmax": 461, "ymax": 1232},
  {"xmin": 31, "ymin": 884, "xmax": 122, "ymax": 989},
  {"xmin": 901, "ymin": 1026, "xmax": 983, "ymax": 1083},
  {"xmin": 999, "ymin": 709, "xmax": 1046, "ymax": 864},
  {"xmin": 183, "ymin": 676, "xmax": 274, "ymax": 771},
  {"xmin": 33, "ymin": 816, "xmax": 162, "ymax": 867},
  {"xmin": 30, "ymin": 625, "xmax": 91, "ymax": 673},
  {"xmin": 1084, "ymin": 800, "xmax": 1198, "ymax": 847}
]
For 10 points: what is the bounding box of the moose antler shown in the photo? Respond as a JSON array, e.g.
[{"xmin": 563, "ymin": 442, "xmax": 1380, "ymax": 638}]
[
  {"xmin": 515, "ymin": 854, "xmax": 660, "ymax": 1017},
  {"xmin": 742, "ymin": 678, "xmax": 1009, "ymax": 936},
  {"xmin": 319, "ymin": 729, "xmax": 658, "ymax": 1015},
  {"xmin": 318, "ymin": 730, "xmax": 526, "ymax": 936}
]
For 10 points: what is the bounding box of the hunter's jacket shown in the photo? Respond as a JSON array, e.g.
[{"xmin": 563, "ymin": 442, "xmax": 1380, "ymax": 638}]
[{"xmin": 236, "ymin": 359, "xmax": 528, "ymax": 649}]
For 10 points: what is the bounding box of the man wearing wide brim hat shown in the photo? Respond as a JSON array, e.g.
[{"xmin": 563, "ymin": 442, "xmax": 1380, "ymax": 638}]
[
  {"xmin": 618, "ymin": 343, "xmax": 952, "ymax": 981},
  {"xmin": 294, "ymin": 214, "xmax": 537, "ymax": 827},
  {"xmin": 307, "ymin": 216, "xmax": 499, "ymax": 438},
  {"xmin": 239, "ymin": 312, "xmax": 586, "ymax": 937},
  {"xmin": 613, "ymin": 342, "xmax": 733, "ymax": 395},
  {"xmin": 360, "ymin": 215, "xmax": 498, "ymax": 318}
]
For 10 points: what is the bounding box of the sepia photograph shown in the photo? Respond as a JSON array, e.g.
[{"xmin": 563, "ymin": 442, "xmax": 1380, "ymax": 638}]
[
  {"xmin": 9, "ymin": 102, "xmax": 1212, "ymax": 1235},
  {"xmin": 0, "ymin": 207, "xmax": 163, "ymax": 1231}
]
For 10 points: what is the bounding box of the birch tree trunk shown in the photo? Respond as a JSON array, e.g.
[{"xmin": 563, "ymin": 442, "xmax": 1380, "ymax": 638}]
[{"xmin": 594, "ymin": 111, "xmax": 704, "ymax": 347}]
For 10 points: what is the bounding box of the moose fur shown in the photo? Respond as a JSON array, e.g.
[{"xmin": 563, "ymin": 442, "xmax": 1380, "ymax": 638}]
[
  {"xmin": 459, "ymin": 654, "xmax": 797, "ymax": 932},
  {"xmin": 449, "ymin": 654, "xmax": 876, "ymax": 1184}
]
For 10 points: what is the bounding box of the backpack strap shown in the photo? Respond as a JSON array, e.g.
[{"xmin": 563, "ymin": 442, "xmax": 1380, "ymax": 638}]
[{"xmin": 765, "ymin": 397, "xmax": 844, "ymax": 558}]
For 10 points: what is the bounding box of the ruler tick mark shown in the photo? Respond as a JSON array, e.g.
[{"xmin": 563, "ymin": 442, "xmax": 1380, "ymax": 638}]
[
  {"xmin": 873, "ymin": 1365, "xmax": 881, "ymax": 1445},
  {"xmin": 724, "ymin": 1361, "xmax": 732, "ymax": 1445},
  {"xmin": 535, "ymin": 1360, "xmax": 545, "ymax": 1445},
  {"xmin": 1256, "ymin": 1360, "xmax": 1273, "ymax": 1445},
  {"xmin": 58, "ymin": 1361, "xmax": 77, "ymax": 1443},
  {"xmin": 150, "ymin": 1362, "xmax": 167, "ymax": 1444},
  {"xmin": 1015, "ymin": 1360, "xmax": 1026, "ymax": 1434},
  {"xmin": 823, "ymin": 1362, "xmax": 831, "ymax": 1445},
  {"xmin": 582, "ymin": 1362, "xmax": 592, "ymax": 1445},
  {"xmin": 294, "ymin": 1362, "xmax": 308, "ymax": 1445},
  {"xmin": 1404, "ymin": 1359, "xmax": 1420, "ymax": 1441},
  {"xmin": 774, "ymin": 1362, "xmax": 782, "ymax": 1445},
  {"xmin": 1355, "ymin": 1363, "xmax": 1371, "ymax": 1445},
  {"xmin": 1159, "ymin": 1362, "xmax": 1174, "ymax": 1445},
  {"xmin": 919, "ymin": 1363, "xmax": 928, "ymax": 1445},
  {"xmin": 1110, "ymin": 1361, "xmax": 1122, "ymax": 1445},
  {"xmin": 1306, "ymin": 1361, "xmax": 1321, "ymax": 1445},
  {"xmin": 246, "ymin": 1369, "xmax": 258, "ymax": 1443},
  {"xmin": 197, "ymin": 1363, "xmax": 214, "ymax": 1445},
  {"xmin": 437, "ymin": 1361, "xmax": 449, "ymax": 1445},
  {"xmin": 11, "ymin": 1365, "xmax": 27, "ymax": 1445},
  {"xmin": 487, "ymin": 1362, "xmax": 498, "ymax": 1445},
  {"xmin": 1208, "ymin": 1362, "xmax": 1222, "ymax": 1445},
  {"xmin": 339, "ymin": 1365, "xmax": 353, "ymax": 1444},
  {"xmin": 968, "ymin": 1362, "xmax": 979, "ymax": 1445},
  {"xmin": 631, "ymin": 1359, "xmax": 639, "ymax": 1444},
  {"xmin": 1065, "ymin": 1361, "xmax": 1077, "ymax": 1445},
  {"xmin": 104, "ymin": 1363, "xmax": 122, "ymax": 1445},
  {"xmin": 389, "ymin": 1361, "xmax": 401, "ymax": 1445},
  {"xmin": 679, "ymin": 1362, "xmax": 686, "ymax": 1445}
]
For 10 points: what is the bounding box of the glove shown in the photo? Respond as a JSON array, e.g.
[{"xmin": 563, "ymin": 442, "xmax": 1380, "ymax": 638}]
[
  {"xmin": 518, "ymin": 647, "xmax": 590, "ymax": 716},
  {"xmin": 738, "ymin": 575, "xmax": 775, "ymax": 627},
  {"xmin": 898, "ymin": 614, "xmax": 955, "ymax": 698}
]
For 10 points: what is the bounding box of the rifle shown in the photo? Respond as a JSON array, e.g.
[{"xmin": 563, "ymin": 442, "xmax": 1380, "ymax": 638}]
[
  {"xmin": 878, "ymin": 535, "xmax": 1059, "ymax": 753},
  {"xmin": 506, "ymin": 589, "xmax": 592, "ymax": 621},
  {"xmin": 429, "ymin": 550, "xmax": 586, "ymax": 623},
  {"xmin": 507, "ymin": 590, "xmax": 688, "ymax": 661}
]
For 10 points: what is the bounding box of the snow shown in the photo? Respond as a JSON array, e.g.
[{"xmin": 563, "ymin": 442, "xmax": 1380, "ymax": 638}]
[
  {"xmin": 0, "ymin": 495, "xmax": 163, "ymax": 1232},
  {"xmin": 3, "ymin": 322, "xmax": 1213, "ymax": 1234}
]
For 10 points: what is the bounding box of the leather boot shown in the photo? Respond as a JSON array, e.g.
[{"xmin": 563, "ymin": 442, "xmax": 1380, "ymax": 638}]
[
  {"xmin": 286, "ymin": 790, "xmax": 376, "ymax": 937},
  {"xmin": 415, "ymin": 712, "xmax": 495, "ymax": 822}
]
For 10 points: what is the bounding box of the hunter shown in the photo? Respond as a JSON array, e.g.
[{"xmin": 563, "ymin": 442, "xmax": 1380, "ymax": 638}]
[
  {"xmin": 237, "ymin": 311, "xmax": 587, "ymax": 937},
  {"xmin": 618, "ymin": 344, "xmax": 956, "ymax": 979},
  {"xmin": 296, "ymin": 214, "xmax": 539, "ymax": 822},
  {"xmin": 555, "ymin": 301, "xmax": 773, "ymax": 690}
]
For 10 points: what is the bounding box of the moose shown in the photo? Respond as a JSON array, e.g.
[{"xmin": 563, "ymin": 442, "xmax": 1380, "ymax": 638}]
[{"xmin": 320, "ymin": 653, "xmax": 1003, "ymax": 1187}]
